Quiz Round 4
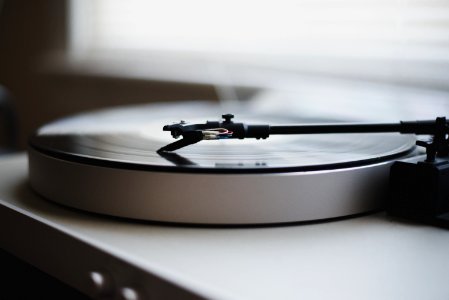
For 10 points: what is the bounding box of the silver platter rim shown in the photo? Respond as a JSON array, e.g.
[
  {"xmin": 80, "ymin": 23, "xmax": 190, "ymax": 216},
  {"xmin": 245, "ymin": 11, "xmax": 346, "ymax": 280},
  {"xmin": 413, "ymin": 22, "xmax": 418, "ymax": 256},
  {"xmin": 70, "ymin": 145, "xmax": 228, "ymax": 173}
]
[{"xmin": 28, "ymin": 146, "xmax": 422, "ymax": 225}]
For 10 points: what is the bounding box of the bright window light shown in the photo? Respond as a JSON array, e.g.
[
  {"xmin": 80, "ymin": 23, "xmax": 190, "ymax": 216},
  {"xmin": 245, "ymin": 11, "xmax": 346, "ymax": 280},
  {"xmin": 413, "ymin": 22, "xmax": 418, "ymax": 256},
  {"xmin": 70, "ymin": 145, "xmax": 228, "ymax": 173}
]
[{"xmin": 69, "ymin": 0, "xmax": 449, "ymax": 88}]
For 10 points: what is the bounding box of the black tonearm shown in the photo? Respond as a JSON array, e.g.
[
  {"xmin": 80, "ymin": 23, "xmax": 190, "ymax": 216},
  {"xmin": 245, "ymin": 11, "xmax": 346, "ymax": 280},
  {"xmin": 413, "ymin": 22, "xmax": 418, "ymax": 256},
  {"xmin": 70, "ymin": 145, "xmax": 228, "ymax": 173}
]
[{"xmin": 159, "ymin": 114, "xmax": 449, "ymax": 162}]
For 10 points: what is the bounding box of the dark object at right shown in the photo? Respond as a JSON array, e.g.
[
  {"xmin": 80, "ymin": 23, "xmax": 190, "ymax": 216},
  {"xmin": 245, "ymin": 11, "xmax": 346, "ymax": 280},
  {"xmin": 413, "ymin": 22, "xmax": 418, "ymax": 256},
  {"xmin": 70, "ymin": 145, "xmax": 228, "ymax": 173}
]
[{"xmin": 388, "ymin": 159, "xmax": 449, "ymax": 228}]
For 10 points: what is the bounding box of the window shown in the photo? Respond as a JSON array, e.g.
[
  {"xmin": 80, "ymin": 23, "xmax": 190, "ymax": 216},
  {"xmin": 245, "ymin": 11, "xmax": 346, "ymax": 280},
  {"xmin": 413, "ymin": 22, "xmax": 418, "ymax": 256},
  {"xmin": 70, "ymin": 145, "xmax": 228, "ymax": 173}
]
[{"xmin": 69, "ymin": 0, "xmax": 449, "ymax": 91}]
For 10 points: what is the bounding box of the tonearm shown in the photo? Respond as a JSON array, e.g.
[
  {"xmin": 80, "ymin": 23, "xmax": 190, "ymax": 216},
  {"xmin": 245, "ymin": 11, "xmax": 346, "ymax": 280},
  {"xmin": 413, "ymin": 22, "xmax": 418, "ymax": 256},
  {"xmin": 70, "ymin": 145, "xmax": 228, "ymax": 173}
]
[{"xmin": 160, "ymin": 114, "xmax": 449, "ymax": 163}]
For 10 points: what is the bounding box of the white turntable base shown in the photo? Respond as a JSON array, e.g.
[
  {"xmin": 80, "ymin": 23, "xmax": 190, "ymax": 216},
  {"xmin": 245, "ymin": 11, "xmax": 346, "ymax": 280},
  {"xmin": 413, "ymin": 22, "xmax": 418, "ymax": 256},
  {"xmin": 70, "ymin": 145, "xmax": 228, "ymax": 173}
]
[{"xmin": 2, "ymin": 154, "xmax": 449, "ymax": 299}]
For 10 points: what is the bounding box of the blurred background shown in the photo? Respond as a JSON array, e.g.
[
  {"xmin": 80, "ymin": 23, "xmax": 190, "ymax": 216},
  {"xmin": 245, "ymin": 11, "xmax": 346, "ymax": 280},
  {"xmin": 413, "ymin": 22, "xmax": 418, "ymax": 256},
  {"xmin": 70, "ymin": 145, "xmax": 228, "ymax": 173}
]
[
  {"xmin": 1, "ymin": 0, "xmax": 449, "ymax": 151},
  {"xmin": 1, "ymin": 2, "xmax": 449, "ymax": 297}
]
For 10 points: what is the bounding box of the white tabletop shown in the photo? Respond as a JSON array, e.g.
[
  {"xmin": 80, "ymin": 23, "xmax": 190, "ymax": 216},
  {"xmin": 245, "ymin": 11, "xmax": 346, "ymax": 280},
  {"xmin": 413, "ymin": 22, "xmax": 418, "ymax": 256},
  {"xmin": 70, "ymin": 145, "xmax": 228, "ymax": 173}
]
[{"xmin": 1, "ymin": 154, "xmax": 449, "ymax": 300}]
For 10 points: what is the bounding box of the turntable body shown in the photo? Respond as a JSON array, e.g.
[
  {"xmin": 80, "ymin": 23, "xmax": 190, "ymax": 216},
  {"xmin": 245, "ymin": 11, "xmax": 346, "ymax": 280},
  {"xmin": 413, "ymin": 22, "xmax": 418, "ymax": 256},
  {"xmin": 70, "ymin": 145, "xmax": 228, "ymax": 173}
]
[
  {"xmin": 29, "ymin": 146, "xmax": 400, "ymax": 224},
  {"xmin": 27, "ymin": 103, "xmax": 418, "ymax": 224},
  {"xmin": 2, "ymin": 154, "xmax": 449, "ymax": 299}
]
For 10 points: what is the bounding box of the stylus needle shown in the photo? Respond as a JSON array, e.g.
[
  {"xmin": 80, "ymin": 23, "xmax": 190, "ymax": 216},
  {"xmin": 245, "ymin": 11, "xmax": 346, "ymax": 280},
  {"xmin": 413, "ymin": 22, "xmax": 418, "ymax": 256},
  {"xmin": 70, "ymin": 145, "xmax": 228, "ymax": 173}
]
[{"xmin": 157, "ymin": 132, "xmax": 203, "ymax": 152}]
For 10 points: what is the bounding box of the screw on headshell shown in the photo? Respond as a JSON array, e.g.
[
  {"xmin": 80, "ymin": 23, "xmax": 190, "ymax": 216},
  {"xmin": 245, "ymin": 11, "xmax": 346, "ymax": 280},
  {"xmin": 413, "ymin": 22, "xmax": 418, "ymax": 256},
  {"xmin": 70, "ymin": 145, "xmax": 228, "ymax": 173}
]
[{"xmin": 222, "ymin": 114, "xmax": 234, "ymax": 123}]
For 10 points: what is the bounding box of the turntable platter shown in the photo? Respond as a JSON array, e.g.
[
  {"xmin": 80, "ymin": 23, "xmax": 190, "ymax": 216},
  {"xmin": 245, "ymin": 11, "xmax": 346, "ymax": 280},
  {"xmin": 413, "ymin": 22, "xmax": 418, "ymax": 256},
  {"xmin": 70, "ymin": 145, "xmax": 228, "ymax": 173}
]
[{"xmin": 27, "ymin": 102, "xmax": 420, "ymax": 224}]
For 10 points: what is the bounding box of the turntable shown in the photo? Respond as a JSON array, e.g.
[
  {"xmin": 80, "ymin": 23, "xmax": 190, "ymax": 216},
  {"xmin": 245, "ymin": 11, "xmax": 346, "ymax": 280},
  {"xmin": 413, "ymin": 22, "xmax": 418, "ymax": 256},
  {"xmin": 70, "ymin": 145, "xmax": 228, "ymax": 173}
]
[
  {"xmin": 27, "ymin": 102, "xmax": 449, "ymax": 226},
  {"xmin": 1, "ymin": 101, "xmax": 449, "ymax": 299}
]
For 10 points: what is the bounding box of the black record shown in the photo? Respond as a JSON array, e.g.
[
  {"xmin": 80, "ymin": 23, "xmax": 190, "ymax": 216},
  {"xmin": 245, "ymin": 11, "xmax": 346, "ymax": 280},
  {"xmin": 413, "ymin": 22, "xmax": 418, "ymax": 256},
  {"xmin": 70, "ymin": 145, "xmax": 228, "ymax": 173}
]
[{"xmin": 29, "ymin": 103, "xmax": 416, "ymax": 173}]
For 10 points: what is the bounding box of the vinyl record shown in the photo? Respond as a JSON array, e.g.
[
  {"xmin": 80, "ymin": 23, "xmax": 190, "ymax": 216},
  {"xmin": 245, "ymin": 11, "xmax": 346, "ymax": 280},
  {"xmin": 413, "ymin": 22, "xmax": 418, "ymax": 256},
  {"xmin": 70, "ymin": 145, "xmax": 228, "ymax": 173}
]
[{"xmin": 29, "ymin": 102, "xmax": 415, "ymax": 173}]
